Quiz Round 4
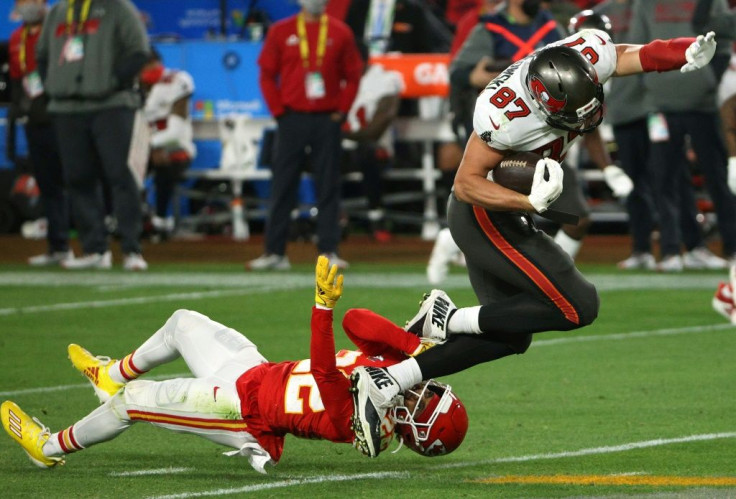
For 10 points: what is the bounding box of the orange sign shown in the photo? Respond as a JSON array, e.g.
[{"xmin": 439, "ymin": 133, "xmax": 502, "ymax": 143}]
[{"xmin": 369, "ymin": 53, "xmax": 450, "ymax": 98}]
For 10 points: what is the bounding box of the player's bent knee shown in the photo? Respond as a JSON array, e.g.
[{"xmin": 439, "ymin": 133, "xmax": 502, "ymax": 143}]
[
  {"xmin": 169, "ymin": 308, "xmax": 195, "ymax": 324},
  {"xmin": 576, "ymin": 288, "xmax": 600, "ymax": 328},
  {"xmin": 507, "ymin": 334, "xmax": 533, "ymax": 354}
]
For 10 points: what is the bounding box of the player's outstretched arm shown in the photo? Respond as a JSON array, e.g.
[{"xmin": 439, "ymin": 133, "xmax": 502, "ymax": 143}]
[
  {"xmin": 310, "ymin": 257, "xmax": 353, "ymax": 440},
  {"xmin": 614, "ymin": 32, "xmax": 716, "ymax": 77},
  {"xmin": 315, "ymin": 255, "xmax": 343, "ymax": 310}
]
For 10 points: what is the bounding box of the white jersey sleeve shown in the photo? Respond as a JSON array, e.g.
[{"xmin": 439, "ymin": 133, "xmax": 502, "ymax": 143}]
[{"xmin": 549, "ymin": 29, "xmax": 618, "ymax": 85}]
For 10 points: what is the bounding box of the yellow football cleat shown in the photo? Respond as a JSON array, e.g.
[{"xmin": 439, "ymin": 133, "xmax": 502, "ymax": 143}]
[
  {"xmin": 1, "ymin": 401, "xmax": 64, "ymax": 469},
  {"xmin": 68, "ymin": 344, "xmax": 123, "ymax": 403}
]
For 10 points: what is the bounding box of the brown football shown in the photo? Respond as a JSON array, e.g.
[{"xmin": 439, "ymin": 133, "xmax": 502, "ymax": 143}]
[{"xmin": 492, "ymin": 152, "xmax": 543, "ymax": 195}]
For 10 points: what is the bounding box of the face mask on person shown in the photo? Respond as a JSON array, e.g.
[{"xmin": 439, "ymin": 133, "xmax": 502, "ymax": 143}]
[
  {"xmin": 140, "ymin": 63, "xmax": 165, "ymax": 86},
  {"xmin": 15, "ymin": 3, "xmax": 46, "ymax": 24},
  {"xmin": 521, "ymin": 0, "xmax": 542, "ymax": 18},
  {"xmin": 298, "ymin": 0, "xmax": 328, "ymax": 16}
]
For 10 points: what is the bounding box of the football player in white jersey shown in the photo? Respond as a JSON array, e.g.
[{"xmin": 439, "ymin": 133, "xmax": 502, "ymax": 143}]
[
  {"xmin": 350, "ymin": 28, "xmax": 718, "ymax": 456},
  {"xmin": 140, "ymin": 50, "xmax": 196, "ymax": 236},
  {"xmin": 342, "ymin": 52, "xmax": 403, "ymax": 241}
]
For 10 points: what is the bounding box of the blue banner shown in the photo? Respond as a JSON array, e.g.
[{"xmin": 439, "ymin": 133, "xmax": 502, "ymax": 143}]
[
  {"xmin": 136, "ymin": 0, "xmax": 299, "ymax": 39},
  {"xmin": 1, "ymin": 1, "xmax": 300, "ymax": 41},
  {"xmin": 155, "ymin": 40, "xmax": 268, "ymax": 120}
]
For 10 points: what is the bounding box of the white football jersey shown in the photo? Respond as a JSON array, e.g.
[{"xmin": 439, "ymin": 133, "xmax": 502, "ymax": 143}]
[
  {"xmin": 473, "ymin": 29, "xmax": 617, "ymax": 161},
  {"xmin": 344, "ymin": 64, "xmax": 404, "ymax": 150},
  {"xmin": 144, "ymin": 69, "xmax": 196, "ymax": 157}
]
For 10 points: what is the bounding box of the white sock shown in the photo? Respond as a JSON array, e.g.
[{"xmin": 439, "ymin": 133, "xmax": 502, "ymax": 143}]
[
  {"xmin": 386, "ymin": 358, "xmax": 423, "ymax": 391},
  {"xmin": 554, "ymin": 230, "xmax": 582, "ymax": 259},
  {"xmin": 43, "ymin": 395, "xmax": 130, "ymax": 457},
  {"xmin": 448, "ymin": 306, "xmax": 482, "ymax": 334}
]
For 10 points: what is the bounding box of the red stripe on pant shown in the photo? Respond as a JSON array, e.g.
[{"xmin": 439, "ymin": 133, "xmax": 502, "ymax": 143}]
[
  {"xmin": 472, "ymin": 206, "xmax": 580, "ymax": 325},
  {"xmin": 127, "ymin": 410, "xmax": 248, "ymax": 432}
]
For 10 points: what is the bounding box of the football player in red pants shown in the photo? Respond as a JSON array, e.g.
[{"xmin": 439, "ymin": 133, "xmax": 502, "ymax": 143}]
[{"xmin": 1, "ymin": 257, "xmax": 467, "ymax": 471}]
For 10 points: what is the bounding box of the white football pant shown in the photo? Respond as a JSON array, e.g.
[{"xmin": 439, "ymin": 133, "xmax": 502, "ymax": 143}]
[{"xmin": 46, "ymin": 310, "xmax": 268, "ymax": 456}]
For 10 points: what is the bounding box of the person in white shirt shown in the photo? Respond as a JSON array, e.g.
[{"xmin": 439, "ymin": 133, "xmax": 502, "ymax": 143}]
[
  {"xmin": 342, "ymin": 48, "xmax": 403, "ymax": 241},
  {"xmin": 140, "ymin": 50, "xmax": 196, "ymax": 236}
]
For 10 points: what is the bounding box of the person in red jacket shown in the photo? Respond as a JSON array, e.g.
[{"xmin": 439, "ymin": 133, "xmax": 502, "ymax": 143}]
[
  {"xmin": 1, "ymin": 257, "xmax": 467, "ymax": 472},
  {"xmin": 248, "ymin": 0, "xmax": 364, "ymax": 272}
]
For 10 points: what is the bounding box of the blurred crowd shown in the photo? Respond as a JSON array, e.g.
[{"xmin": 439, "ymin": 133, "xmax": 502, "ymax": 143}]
[{"xmin": 3, "ymin": 0, "xmax": 736, "ymax": 276}]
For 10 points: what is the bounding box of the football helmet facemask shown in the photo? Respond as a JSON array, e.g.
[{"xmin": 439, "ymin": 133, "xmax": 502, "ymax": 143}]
[
  {"xmin": 525, "ymin": 45, "xmax": 604, "ymax": 134},
  {"xmin": 392, "ymin": 380, "xmax": 468, "ymax": 457}
]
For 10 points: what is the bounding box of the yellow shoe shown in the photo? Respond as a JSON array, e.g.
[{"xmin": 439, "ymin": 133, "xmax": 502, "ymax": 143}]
[
  {"xmin": 1, "ymin": 401, "xmax": 64, "ymax": 469},
  {"xmin": 68, "ymin": 344, "xmax": 123, "ymax": 403}
]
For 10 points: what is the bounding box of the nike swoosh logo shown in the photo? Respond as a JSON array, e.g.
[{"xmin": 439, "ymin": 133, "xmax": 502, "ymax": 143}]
[
  {"xmin": 595, "ymin": 34, "xmax": 607, "ymax": 45},
  {"xmin": 489, "ymin": 115, "xmax": 500, "ymax": 130},
  {"xmin": 213, "ymin": 386, "xmax": 220, "ymax": 401}
]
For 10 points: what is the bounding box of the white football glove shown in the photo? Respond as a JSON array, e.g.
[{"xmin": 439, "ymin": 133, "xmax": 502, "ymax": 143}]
[
  {"xmin": 728, "ymin": 157, "xmax": 736, "ymax": 195},
  {"xmin": 681, "ymin": 32, "xmax": 716, "ymax": 73},
  {"xmin": 603, "ymin": 165, "xmax": 634, "ymax": 198},
  {"xmin": 527, "ymin": 158, "xmax": 563, "ymax": 213}
]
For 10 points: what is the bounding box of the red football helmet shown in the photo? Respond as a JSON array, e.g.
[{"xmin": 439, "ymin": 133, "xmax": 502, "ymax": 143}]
[{"xmin": 393, "ymin": 380, "xmax": 468, "ymax": 457}]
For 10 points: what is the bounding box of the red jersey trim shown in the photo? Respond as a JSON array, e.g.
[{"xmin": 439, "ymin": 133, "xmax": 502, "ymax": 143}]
[
  {"xmin": 472, "ymin": 206, "xmax": 580, "ymax": 324},
  {"xmin": 127, "ymin": 410, "xmax": 249, "ymax": 432}
]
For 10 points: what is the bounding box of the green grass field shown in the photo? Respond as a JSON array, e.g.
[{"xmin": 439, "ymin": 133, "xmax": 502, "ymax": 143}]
[{"xmin": 1, "ymin": 262, "xmax": 735, "ymax": 498}]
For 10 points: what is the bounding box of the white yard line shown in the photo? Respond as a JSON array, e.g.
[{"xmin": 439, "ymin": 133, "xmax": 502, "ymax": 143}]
[
  {"xmin": 110, "ymin": 467, "xmax": 193, "ymax": 477},
  {"xmin": 0, "ymin": 372, "xmax": 189, "ymax": 397},
  {"xmin": 145, "ymin": 433, "xmax": 736, "ymax": 498},
  {"xmin": 147, "ymin": 471, "xmax": 409, "ymax": 499},
  {"xmin": 0, "ymin": 272, "xmax": 725, "ymax": 317},
  {"xmin": 532, "ymin": 323, "xmax": 735, "ymax": 347},
  {"xmin": 0, "ymin": 271, "xmax": 723, "ymax": 291},
  {"xmin": 437, "ymin": 432, "xmax": 736, "ymax": 468},
  {"xmin": 0, "ymin": 288, "xmax": 278, "ymax": 316}
]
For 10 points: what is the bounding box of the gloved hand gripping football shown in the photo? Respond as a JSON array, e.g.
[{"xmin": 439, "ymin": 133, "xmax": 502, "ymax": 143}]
[
  {"xmin": 527, "ymin": 158, "xmax": 564, "ymax": 213},
  {"xmin": 315, "ymin": 255, "xmax": 343, "ymax": 309}
]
